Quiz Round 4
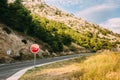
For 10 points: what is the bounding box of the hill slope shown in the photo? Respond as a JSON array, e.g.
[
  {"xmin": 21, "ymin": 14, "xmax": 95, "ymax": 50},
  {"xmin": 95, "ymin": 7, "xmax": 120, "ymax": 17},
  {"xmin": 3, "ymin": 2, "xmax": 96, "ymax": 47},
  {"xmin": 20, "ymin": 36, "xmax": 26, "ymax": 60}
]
[
  {"xmin": 1, "ymin": 0, "xmax": 120, "ymax": 52},
  {"xmin": 22, "ymin": 0, "xmax": 120, "ymax": 41},
  {"xmin": 8, "ymin": 0, "xmax": 120, "ymax": 42},
  {"xmin": 21, "ymin": 0, "xmax": 120, "ymax": 51}
]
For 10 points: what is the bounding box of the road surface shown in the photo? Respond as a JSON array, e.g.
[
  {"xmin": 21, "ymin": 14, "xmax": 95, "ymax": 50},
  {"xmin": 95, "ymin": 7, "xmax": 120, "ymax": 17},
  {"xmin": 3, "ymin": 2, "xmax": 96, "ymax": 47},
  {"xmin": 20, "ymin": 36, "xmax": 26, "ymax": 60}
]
[{"xmin": 0, "ymin": 53, "xmax": 91, "ymax": 80}]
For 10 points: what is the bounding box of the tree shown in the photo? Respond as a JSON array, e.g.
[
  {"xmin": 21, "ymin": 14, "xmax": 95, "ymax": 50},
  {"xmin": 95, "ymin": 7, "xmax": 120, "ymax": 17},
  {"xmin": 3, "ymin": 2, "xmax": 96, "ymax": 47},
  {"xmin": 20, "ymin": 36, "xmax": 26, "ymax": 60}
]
[{"xmin": 0, "ymin": 0, "xmax": 8, "ymax": 22}]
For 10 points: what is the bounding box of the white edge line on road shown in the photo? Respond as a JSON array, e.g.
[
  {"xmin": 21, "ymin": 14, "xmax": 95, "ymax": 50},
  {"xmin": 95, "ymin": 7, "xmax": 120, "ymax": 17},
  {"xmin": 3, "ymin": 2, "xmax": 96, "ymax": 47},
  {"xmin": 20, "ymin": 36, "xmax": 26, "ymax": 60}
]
[{"xmin": 6, "ymin": 56, "xmax": 78, "ymax": 80}]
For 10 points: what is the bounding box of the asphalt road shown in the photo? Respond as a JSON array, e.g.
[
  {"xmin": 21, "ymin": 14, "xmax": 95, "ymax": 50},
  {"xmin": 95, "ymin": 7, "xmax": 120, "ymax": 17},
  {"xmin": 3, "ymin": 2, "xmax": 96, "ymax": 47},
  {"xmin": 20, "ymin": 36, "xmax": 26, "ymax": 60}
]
[{"xmin": 0, "ymin": 53, "xmax": 92, "ymax": 80}]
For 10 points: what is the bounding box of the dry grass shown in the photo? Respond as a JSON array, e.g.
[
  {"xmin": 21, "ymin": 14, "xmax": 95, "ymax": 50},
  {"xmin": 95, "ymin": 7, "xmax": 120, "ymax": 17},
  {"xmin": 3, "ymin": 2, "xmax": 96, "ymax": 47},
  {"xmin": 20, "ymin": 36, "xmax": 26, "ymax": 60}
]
[
  {"xmin": 20, "ymin": 52, "xmax": 120, "ymax": 80},
  {"xmin": 73, "ymin": 52, "xmax": 120, "ymax": 80}
]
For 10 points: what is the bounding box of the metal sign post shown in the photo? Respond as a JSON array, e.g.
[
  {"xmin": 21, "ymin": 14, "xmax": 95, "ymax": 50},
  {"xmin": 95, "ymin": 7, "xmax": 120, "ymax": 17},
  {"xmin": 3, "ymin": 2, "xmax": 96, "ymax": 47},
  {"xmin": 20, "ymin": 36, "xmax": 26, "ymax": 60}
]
[{"xmin": 34, "ymin": 53, "xmax": 36, "ymax": 68}]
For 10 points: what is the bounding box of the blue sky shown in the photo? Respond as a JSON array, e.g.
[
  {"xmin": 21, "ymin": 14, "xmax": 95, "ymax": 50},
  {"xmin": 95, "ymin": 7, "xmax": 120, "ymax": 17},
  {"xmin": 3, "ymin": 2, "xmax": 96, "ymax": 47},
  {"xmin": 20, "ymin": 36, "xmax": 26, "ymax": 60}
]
[{"xmin": 44, "ymin": 0, "xmax": 120, "ymax": 34}]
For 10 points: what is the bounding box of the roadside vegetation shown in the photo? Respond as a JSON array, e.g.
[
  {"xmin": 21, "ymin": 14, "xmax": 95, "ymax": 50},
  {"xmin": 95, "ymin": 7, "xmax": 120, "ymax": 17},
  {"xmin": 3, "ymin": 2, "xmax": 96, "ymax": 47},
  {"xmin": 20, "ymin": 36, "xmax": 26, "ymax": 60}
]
[{"xmin": 20, "ymin": 52, "xmax": 120, "ymax": 80}]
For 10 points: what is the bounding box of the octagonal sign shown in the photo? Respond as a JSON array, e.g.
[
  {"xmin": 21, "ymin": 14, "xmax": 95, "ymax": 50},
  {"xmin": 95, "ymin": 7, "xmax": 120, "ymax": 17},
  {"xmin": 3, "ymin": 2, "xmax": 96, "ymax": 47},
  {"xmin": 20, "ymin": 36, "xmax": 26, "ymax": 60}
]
[{"xmin": 30, "ymin": 44, "xmax": 40, "ymax": 54}]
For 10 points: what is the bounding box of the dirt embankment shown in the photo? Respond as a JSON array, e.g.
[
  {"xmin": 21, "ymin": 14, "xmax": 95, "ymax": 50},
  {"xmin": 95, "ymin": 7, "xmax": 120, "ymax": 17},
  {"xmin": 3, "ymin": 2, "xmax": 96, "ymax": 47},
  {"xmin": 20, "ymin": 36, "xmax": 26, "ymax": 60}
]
[{"xmin": 0, "ymin": 23, "xmax": 50, "ymax": 63}]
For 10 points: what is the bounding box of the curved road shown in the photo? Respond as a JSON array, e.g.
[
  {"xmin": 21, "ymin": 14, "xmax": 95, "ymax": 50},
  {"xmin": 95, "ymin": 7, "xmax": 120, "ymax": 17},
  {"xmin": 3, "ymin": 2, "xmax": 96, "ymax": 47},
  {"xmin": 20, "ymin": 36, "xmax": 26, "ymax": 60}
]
[{"xmin": 0, "ymin": 53, "xmax": 92, "ymax": 80}]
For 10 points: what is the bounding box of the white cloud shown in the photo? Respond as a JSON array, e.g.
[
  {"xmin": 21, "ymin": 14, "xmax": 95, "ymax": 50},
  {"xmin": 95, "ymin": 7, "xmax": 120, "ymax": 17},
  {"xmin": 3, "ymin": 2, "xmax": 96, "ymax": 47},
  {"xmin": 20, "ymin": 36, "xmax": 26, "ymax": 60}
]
[
  {"xmin": 75, "ymin": 4, "xmax": 118, "ymax": 23},
  {"xmin": 100, "ymin": 18, "xmax": 120, "ymax": 34},
  {"xmin": 45, "ymin": 0, "xmax": 82, "ymax": 6},
  {"xmin": 44, "ymin": 0, "xmax": 84, "ymax": 13},
  {"xmin": 105, "ymin": 0, "xmax": 120, "ymax": 4},
  {"xmin": 77, "ymin": 4, "xmax": 116, "ymax": 15}
]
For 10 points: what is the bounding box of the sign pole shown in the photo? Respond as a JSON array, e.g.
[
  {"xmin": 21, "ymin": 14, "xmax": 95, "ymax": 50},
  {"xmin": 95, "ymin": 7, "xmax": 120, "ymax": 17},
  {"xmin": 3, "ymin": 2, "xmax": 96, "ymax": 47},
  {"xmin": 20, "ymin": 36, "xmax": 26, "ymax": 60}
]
[
  {"xmin": 30, "ymin": 44, "xmax": 40, "ymax": 70},
  {"xmin": 34, "ymin": 53, "xmax": 36, "ymax": 68}
]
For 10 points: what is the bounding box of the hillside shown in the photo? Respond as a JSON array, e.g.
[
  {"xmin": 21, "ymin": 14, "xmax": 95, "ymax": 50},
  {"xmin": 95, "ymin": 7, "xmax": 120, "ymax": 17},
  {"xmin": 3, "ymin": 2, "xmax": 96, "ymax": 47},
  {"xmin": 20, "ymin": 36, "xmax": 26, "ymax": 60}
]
[
  {"xmin": 21, "ymin": 0, "xmax": 120, "ymax": 48},
  {"xmin": 0, "ymin": 0, "xmax": 120, "ymax": 62},
  {"xmin": 20, "ymin": 0, "xmax": 120, "ymax": 49},
  {"xmin": 8, "ymin": 0, "xmax": 120, "ymax": 42},
  {"xmin": 22, "ymin": 0, "xmax": 120, "ymax": 42}
]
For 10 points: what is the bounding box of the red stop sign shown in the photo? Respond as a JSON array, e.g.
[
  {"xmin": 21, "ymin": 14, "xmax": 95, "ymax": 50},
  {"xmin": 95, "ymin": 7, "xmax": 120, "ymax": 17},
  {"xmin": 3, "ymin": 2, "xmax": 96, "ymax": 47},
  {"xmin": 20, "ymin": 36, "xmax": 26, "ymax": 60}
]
[{"xmin": 30, "ymin": 44, "xmax": 40, "ymax": 54}]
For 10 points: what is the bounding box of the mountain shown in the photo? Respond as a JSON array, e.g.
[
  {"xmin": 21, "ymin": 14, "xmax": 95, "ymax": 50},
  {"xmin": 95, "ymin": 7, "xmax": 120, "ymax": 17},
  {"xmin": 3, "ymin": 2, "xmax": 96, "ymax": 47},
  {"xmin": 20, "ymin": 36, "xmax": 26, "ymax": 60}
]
[
  {"xmin": 22, "ymin": 0, "xmax": 120, "ymax": 38},
  {"xmin": 0, "ymin": 0, "xmax": 120, "ymax": 63},
  {"xmin": 21, "ymin": 0, "xmax": 120, "ymax": 49}
]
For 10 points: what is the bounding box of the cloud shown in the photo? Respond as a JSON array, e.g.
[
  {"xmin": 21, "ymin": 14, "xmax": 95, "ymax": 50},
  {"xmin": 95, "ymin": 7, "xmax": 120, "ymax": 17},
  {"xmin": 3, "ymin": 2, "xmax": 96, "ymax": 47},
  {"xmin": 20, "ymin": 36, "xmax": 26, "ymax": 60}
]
[
  {"xmin": 45, "ymin": 0, "xmax": 83, "ymax": 6},
  {"xmin": 105, "ymin": 0, "xmax": 120, "ymax": 4},
  {"xmin": 77, "ymin": 4, "xmax": 116, "ymax": 15},
  {"xmin": 44, "ymin": 0, "xmax": 84, "ymax": 13},
  {"xmin": 75, "ymin": 4, "xmax": 118, "ymax": 23},
  {"xmin": 100, "ymin": 18, "xmax": 120, "ymax": 34}
]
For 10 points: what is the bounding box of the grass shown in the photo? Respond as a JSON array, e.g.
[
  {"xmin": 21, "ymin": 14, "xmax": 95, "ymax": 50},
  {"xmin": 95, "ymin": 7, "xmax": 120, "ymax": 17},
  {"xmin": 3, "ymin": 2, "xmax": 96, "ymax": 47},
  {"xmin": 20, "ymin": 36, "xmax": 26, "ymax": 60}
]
[{"xmin": 19, "ymin": 52, "xmax": 120, "ymax": 80}]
